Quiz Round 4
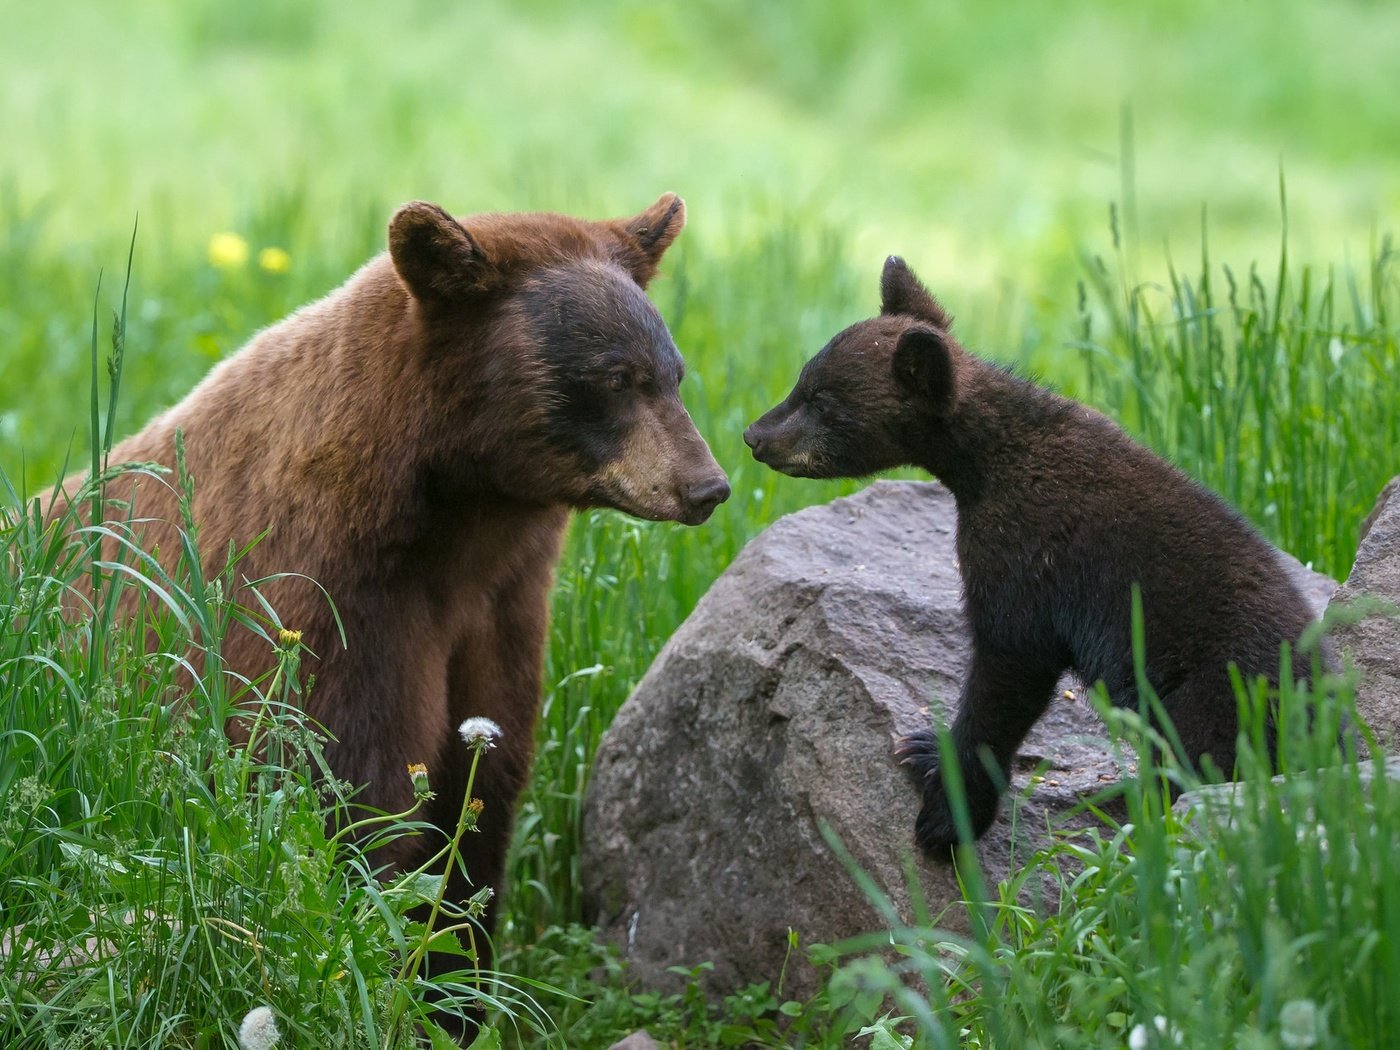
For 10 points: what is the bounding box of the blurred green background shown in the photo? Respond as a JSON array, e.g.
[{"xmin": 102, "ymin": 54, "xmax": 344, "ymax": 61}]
[
  {"xmin": 3, "ymin": 0, "xmax": 1396, "ymax": 492},
  {"xmin": 6, "ymin": 0, "xmax": 1396, "ymax": 258}
]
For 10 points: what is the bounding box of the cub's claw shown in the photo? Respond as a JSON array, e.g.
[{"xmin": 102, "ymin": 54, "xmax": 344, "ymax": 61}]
[{"xmin": 895, "ymin": 728, "xmax": 940, "ymax": 787}]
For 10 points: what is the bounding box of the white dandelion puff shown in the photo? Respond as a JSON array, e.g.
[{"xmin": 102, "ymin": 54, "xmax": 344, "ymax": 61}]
[
  {"xmin": 459, "ymin": 717, "xmax": 503, "ymax": 750},
  {"xmin": 1279, "ymin": 999, "xmax": 1321, "ymax": 1048},
  {"xmin": 1127, "ymin": 1016, "xmax": 1179, "ymax": 1049},
  {"xmin": 238, "ymin": 1005, "xmax": 281, "ymax": 1050}
]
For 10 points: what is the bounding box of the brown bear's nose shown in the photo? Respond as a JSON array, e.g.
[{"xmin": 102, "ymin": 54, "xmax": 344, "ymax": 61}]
[
  {"xmin": 742, "ymin": 424, "xmax": 764, "ymax": 455},
  {"xmin": 685, "ymin": 475, "xmax": 731, "ymax": 519}
]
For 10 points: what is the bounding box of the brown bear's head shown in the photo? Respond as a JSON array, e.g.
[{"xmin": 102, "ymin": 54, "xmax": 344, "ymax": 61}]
[
  {"xmin": 387, "ymin": 195, "xmax": 729, "ymax": 526},
  {"xmin": 744, "ymin": 256, "xmax": 960, "ymax": 479}
]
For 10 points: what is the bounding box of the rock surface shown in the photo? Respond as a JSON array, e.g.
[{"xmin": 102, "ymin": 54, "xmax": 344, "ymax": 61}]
[
  {"xmin": 605, "ymin": 1032, "xmax": 661, "ymax": 1050},
  {"xmin": 582, "ymin": 480, "xmax": 1336, "ymax": 998},
  {"xmin": 1329, "ymin": 475, "xmax": 1400, "ymax": 749},
  {"xmin": 1175, "ymin": 755, "xmax": 1400, "ymax": 821}
]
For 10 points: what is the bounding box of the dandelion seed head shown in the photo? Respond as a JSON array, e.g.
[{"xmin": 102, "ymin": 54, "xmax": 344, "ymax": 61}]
[
  {"xmin": 459, "ymin": 717, "xmax": 502, "ymax": 749},
  {"xmin": 1279, "ymin": 999, "xmax": 1320, "ymax": 1048},
  {"xmin": 1127, "ymin": 1015, "xmax": 1179, "ymax": 1049},
  {"xmin": 238, "ymin": 1005, "xmax": 281, "ymax": 1050}
]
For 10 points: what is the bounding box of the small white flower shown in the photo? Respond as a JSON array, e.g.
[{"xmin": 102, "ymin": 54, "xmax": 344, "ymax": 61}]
[
  {"xmin": 1279, "ymin": 998, "xmax": 1320, "ymax": 1048},
  {"xmin": 1127, "ymin": 1016, "xmax": 1179, "ymax": 1049},
  {"xmin": 238, "ymin": 1005, "xmax": 281, "ymax": 1050},
  {"xmin": 459, "ymin": 717, "xmax": 502, "ymax": 749}
]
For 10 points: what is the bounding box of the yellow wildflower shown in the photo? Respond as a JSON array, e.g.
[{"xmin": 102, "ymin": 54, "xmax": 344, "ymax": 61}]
[
  {"xmin": 258, "ymin": 246, "xmax": 292, "ymax": 274},
  {"xmin": 208, "ymin": 232, "xmax": 249, "ymax": 269},
  {"xmin": 407, "ymin": 763, "xmax": 431, "ymax": 799},
  {"xmin": 277, "ymin": 628, "xmax": 302, "ymax": 647}
]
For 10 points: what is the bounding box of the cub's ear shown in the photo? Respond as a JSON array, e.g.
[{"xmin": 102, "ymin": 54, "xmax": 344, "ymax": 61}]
[
  {"xmin": 388, "ymin": 201, "xmax": 492, "ymax": 305},
  {"xmin": 880, "ymin": 256, "xmax": 953, "ymax": 330},
  {"xmin": 892, "ymin": 324, "xmax": 956, "ymax": 413},
  {"xmin": 611, "ymin": 192, "xmax": 687, "ymax": 287}
]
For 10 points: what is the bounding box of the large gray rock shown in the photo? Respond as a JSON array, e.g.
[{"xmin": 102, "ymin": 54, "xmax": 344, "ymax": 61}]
[
  {"xmin": 582, "ymin": 480, "xmax": 1336, "ymax": 998},
  {"xmin": 1329, "ymin": 476, "xmax": 1400, "ymax": 748}
]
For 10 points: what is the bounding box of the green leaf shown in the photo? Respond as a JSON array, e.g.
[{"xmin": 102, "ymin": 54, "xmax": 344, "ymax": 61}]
[{"xmin": 465, "ymin": 1025, "xmax": 503, "ymax": 1050}]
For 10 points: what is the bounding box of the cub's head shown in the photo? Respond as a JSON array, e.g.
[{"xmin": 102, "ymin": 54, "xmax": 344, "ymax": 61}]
[
  {"xmin": 387, "ymin": 194, "xmax": 729, "ymax": 525},
  {"xmin": 744, "ymin": 256, "xmax": 958, "ymax": 479}
]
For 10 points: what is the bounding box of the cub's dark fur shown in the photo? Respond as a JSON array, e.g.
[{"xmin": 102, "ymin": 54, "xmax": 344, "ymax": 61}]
[{"xmin": 745, "ymin": 256, "xmax": 1317, "ymax": 854}]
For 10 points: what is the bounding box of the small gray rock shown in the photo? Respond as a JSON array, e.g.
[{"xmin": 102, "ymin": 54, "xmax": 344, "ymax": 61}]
[
  {"xmin": 1175, "ymin": 756, "xmax": 1400, "ymax": 828},
  {"xmin": 606, "ymin": 1032, "xmax": 661, "ymax": 1050}
]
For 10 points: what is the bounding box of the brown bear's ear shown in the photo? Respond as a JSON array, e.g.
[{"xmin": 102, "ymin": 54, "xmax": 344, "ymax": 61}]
[
  {"xmin": 880, "ymin": 256, "xmax": 953, "ymax": 330},
  {"xmin": 611, "ymin": 192, "xmax": 687, "ymax": 287},
  {"xmin": 892, "ymin": 324, "xmax": 956, "ymax": 414},
  {"xmin": 388, "ymin": 201, "xmax": 493, "ymax": 305}
]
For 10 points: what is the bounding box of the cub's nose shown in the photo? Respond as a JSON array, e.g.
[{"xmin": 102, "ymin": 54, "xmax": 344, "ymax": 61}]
[
  {"xmin": 742, "ymin": 424, "xmax": 764, "ymax": 455},
  {"xmin": 684, "ymin": 475, "xmax": 731, "ymax": 522}
]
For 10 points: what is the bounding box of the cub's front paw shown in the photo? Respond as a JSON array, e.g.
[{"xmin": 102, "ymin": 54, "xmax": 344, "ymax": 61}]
[{"xmin": 895, "ymin": 730, "xmax": 1002, "ymax": 855}]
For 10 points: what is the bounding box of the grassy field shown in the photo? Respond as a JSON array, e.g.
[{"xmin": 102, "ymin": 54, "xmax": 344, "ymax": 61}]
[{"xmin": 3, "ymin": 1, "xmax": 1399, "ymax": 1046}]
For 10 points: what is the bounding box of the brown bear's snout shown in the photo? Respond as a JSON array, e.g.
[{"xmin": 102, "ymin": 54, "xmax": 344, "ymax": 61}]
[{"xmin": 682, "ymin": 473, "xmax": 731, "ymax": 524}]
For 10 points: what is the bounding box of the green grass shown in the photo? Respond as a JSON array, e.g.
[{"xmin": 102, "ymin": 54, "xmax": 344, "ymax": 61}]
[{"xmin": 1067, "ymin": 192, "xmax": 1399, "ymax": 578}]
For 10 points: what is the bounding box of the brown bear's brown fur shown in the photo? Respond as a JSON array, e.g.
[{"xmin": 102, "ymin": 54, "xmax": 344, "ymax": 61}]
[{"xmin": 57, "ymin": 195, "xmax": 728, "ymax": 1024}]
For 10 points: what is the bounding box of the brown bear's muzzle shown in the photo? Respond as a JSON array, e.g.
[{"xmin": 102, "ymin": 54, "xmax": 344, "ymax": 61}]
[
  {"xmin": 592, "ymin": 397, "xmax": 729, "ymax": 525},
  {"xmin": 678, "ymin": 472, "xmax": 731, "ymax": 525}
]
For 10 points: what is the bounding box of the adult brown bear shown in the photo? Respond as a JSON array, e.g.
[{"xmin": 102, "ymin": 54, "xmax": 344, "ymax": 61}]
[
  {"xmin": 745, "ymin": 256, "xmax": 1316, "ymax": 856},
  {"xmin": 60, "ymin": 194, "xmax": 728, "ymax": 1030}
]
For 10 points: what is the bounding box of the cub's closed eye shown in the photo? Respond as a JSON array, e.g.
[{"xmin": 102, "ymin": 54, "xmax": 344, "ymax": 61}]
[{"xmin": 608, "ymin": 371, "xmax": 632, "ymax": 392}]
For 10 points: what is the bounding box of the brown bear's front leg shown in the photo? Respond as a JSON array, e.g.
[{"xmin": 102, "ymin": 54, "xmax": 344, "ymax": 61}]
[
  {"xmin": 897, "ymin": 646, "xmax": 1061, "ymax": 854},
  {"xmin": 419, "ymin": 564, "xmax": 554, "ymax": 1039}
]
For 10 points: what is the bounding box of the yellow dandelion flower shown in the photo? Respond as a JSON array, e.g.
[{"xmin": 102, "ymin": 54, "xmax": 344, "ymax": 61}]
[
  {"xmin": 277, "ymin": 628, "xmax": 302, "ymax": 647},
  {"xmin": 208, "ymin": 232, "xmax": 249, "ymax": 269},
  {"xmin": 258, "ymin": 246, "xmax": 292, "ymax": 274},
  {"xmin": 407, "ymin": 763, "xmax": 431, "ymax": 798},
  {"xmin": 468, "ymin": 798, "xmax": 485, "ymax": 815}
]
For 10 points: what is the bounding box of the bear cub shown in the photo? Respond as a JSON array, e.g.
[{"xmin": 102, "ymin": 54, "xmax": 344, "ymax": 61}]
[{"xmin": 745, "ymin": 256, "xmax": 1318, "ymax": 854}]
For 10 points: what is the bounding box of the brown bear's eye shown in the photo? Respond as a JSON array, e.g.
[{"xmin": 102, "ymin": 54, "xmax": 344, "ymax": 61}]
[{"xmin": 608, "ymin": 371, "xmax": 632, "ymax": 392}]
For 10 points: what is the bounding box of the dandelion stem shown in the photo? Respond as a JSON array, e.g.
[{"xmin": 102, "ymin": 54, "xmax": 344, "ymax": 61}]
[{"xmin": 382, "ymin": 744, "xmax": 486, "ymax": 1047}]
